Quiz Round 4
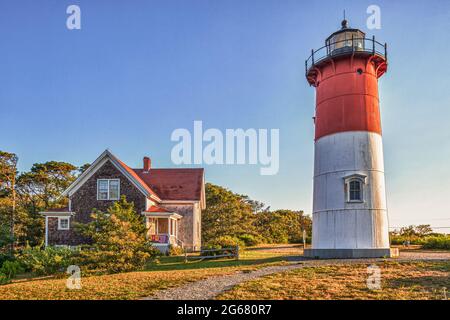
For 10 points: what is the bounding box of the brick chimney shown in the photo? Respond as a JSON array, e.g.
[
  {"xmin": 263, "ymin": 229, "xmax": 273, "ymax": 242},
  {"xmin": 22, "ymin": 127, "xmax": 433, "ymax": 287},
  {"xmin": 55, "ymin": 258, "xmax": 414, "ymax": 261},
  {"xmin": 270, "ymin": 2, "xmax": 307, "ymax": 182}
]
[{"xmin": 143, "ymin": 156, "xmax": 151, "ymax": 172}]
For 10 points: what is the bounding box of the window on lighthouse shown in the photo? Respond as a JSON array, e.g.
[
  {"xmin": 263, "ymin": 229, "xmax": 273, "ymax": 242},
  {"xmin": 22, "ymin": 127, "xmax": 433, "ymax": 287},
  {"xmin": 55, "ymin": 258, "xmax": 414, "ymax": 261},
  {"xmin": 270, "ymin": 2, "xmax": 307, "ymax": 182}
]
[{"xmin": 349, "ymin": 180, "xmax": 362, "ymax": 201}]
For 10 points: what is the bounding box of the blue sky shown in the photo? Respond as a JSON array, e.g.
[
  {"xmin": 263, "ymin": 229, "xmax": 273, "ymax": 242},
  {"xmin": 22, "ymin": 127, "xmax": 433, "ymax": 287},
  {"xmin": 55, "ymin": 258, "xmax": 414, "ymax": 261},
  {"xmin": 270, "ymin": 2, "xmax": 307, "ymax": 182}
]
[{"xmin": 1, "ymin": 0, "xmax": 450, "ymax": 230}]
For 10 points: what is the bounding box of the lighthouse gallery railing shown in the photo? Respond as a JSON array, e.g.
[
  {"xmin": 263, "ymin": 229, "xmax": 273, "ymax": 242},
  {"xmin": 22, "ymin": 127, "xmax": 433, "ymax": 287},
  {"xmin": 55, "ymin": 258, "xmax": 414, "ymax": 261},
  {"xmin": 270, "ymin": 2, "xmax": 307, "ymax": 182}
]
[{"xmin": 305, "ymin": 36, "xmax": 387, "ymax": 76}]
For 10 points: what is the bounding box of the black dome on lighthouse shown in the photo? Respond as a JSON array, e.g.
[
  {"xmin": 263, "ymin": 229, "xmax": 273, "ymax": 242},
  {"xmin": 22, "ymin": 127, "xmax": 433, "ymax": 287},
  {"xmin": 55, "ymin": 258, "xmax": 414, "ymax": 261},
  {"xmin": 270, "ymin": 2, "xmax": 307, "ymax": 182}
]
[{"xmin": 325, "ymin": 19, "xmax": 365, "ymax": 44}]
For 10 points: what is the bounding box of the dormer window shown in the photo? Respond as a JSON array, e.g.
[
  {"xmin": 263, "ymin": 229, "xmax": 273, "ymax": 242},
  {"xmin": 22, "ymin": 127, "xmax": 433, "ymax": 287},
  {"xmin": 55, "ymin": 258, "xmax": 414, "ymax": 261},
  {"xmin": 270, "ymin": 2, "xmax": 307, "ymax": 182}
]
[
  {"xmin": 344, "ymin": 174, "xmax": 366, "ymax": 203},
  {"xmin": 97, "ymin": 179, "xmax": 120, "ymax": 200}
]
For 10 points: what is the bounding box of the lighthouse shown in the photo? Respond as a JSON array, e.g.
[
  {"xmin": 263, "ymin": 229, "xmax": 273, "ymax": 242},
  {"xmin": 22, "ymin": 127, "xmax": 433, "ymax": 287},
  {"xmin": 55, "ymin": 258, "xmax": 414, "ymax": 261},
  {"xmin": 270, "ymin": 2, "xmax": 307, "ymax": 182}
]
[{"xmin": 304, "ymin": 20, "xmax": 396, "ymax": 258}]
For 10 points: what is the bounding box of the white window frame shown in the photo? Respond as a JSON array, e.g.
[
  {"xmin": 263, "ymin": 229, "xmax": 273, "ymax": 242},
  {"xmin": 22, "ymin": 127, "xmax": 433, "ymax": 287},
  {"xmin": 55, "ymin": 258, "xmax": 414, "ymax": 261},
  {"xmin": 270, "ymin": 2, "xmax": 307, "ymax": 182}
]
[
  {"xmin": 97, "ymin": 179, "xmax": 120, "ymax": 201},
  {"xmin": 58, "ymin": 217, "xmax": 70, "ymax": 230},
  {"xmin": 344, "ymin": 174, "xmax": 366, "ymax": 203}
]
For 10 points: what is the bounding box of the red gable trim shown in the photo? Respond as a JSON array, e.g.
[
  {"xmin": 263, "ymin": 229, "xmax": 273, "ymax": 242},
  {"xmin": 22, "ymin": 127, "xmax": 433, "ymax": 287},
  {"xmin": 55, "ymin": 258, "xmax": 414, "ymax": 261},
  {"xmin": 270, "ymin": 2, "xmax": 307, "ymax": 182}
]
[
  {"xmin": 61, "ymin": 150, "xmax": 161, "ymax": 201},
  {"xmin": 144, "ymin": 205, "xmax": 171, "ymax": 213},
  {"xmin": 110, "ymin": 154, "xmax": 160, "ymax": 201}
]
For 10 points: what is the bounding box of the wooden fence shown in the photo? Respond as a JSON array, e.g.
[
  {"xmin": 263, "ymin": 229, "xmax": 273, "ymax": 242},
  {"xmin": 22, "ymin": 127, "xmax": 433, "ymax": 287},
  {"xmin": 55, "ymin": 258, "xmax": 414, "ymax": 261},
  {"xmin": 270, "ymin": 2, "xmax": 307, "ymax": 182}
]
[{"xmin": 183, "ymin": 246, "xmax": 240, "ymax": 263}]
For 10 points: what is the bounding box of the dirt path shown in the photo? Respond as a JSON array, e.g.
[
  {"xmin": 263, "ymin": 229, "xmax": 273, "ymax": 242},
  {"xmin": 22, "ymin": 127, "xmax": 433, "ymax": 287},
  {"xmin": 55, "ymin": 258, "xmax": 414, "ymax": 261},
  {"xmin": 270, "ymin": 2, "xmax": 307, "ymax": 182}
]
[
  {"xmin": 143, "ymin": 263, "xmax": 304, "ymax": 300},
  {"xmin": 142, "ymin": 251, "xmax": 450, "ymax": 300}
]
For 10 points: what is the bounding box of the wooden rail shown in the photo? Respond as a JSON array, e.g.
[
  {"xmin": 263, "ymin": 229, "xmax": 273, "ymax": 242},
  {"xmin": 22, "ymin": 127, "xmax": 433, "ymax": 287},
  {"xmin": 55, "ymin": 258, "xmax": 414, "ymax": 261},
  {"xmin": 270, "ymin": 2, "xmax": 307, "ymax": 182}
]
[{"xmin": 183, "ymin": 246, "xmax": 240, "ymax": 263}]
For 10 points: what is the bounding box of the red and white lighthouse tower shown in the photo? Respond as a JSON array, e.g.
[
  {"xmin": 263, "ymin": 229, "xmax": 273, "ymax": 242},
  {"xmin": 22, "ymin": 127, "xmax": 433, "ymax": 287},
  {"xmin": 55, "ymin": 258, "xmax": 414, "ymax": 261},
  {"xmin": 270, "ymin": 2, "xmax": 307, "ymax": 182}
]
[{"xmin": 304, "ymin": 20, "xmax": 395, "ymax": 258}]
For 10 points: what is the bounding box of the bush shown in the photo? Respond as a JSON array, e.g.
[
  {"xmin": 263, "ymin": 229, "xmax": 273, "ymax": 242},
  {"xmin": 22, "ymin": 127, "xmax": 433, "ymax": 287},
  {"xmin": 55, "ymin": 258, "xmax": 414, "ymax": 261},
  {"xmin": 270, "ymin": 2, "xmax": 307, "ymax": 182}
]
[
  {"xmin": 390, "ymin": 234, "xmax": 450, "ymax": 249},
  {"xmin": 237, "ymin": 234, "xmax": 262, "ymax": 247},
  {"xmin": 202, "ymin": 236, "xmax": 242, "ymax": 257},
  {"xmin": 0, "ymin": 272, "xmax": 9, "ymax": 285},
  {"xmin": 0, "ymin": 260, "xmax": 23, "ymax": 279},
  {"xmin": 74, "ymin": 197, "xmax": 161, "ymax": 273},
  {"xmin": 206, "ymin": 235, "xmax": 243, "ymax": 248},
  {"xmin": 421, "ymin": 236, "xmax": 450, "ymax": 250},
  {"xmin": 168, "ymin": 245, "xmax": 184, "ymax": 256},
  {"xmin": 0, "ymin": 253, "xmax": 13, "ymax": 266},
  {"xmin": 18, "ymin": 245, "xmax": 75, "ymax": 276}
]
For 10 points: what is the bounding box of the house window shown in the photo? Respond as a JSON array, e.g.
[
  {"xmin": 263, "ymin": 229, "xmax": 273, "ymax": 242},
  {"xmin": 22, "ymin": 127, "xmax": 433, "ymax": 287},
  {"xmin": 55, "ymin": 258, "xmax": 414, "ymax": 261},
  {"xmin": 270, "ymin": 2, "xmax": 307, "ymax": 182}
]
[
  {"xmin": 349, "ymin": 180, "xmax": 362, "ymax": 201},
  {"xmin": 58, "ymin": 217, "xmax": 70, "ymax": 230},
  {"xmin": 97, "ymin": 179, "xmax": 120, "ymax": 200}
]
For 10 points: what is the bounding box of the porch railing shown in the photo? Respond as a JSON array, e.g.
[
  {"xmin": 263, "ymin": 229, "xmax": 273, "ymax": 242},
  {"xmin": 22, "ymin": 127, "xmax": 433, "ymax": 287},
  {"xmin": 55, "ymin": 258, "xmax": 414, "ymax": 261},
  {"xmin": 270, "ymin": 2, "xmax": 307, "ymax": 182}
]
[
  {"xmin": 149, "ymin": 233, "xmax": 183, "ymax": 247},
  {"xmin": 149, "ymin": 234, "xmax": 169, "ymax": 244}
]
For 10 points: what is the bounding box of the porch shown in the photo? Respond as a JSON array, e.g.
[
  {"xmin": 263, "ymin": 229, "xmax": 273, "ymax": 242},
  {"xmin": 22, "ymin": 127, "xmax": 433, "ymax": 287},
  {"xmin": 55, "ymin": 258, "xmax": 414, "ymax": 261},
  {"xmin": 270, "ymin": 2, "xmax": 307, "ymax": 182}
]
[{"xmin": 143, "ymin": 207, "xmax": 183, "ymax": 252}]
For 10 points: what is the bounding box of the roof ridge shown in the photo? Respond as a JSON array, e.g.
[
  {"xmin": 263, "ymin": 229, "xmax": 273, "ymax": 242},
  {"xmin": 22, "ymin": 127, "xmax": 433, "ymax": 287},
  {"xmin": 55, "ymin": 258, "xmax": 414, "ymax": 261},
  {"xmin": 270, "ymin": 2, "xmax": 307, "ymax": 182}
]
[{"xmin": 109, "ymin": 153, "xmax": 161, "ymax": 200}]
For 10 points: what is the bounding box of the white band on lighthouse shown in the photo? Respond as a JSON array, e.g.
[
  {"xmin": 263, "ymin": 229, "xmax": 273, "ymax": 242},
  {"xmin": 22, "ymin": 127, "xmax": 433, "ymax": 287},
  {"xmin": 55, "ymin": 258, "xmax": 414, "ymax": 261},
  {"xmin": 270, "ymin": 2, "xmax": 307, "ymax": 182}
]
[{"xmin": 312, "ymin": 131, "xmax": 390, "ymax": 250}]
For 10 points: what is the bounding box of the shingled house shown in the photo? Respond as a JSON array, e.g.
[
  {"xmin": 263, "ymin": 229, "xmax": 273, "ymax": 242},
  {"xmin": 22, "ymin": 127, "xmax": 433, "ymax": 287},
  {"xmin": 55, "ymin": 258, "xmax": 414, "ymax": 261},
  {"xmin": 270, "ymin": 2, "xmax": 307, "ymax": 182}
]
[{"xmin": 40, "ymin": 150, "xmax": 205, "ymax": 252}]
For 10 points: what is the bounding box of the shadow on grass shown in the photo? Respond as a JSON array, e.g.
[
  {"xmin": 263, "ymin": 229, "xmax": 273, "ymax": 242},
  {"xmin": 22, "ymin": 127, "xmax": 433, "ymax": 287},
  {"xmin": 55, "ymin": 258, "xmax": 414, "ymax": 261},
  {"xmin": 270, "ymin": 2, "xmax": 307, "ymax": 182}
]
[
  {"xmin": 145, "ymin": 255, "xmax": 291, "ymax": 272},
  {"xmin": 387, "ymin": 274, "xmax": 450, "ymax": 298}
]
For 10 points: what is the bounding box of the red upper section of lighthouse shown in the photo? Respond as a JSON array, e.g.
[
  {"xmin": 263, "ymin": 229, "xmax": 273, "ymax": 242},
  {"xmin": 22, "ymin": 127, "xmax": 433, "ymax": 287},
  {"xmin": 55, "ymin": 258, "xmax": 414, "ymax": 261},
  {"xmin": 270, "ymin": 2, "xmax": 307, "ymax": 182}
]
[{"xmin": 306, "ymin": 21, "xmax": 388, "ymax": 141}]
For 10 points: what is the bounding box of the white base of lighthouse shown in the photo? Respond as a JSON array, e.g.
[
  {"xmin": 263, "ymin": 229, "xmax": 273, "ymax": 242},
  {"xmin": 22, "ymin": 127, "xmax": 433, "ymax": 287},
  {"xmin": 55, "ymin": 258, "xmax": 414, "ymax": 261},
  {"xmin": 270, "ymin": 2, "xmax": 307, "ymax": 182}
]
[{"xmin": 305, "ymin": 131, "xmax": 393, "ymax": 259}]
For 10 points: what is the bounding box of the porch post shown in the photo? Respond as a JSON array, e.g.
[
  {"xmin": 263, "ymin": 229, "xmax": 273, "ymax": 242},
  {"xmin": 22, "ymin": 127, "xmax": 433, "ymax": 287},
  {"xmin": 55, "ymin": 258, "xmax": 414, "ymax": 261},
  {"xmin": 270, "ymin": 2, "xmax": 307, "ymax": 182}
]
[
  {"xmin": 168, "ymin": 217, "xmax": 171, "ymax": 237},
  {"xmin": 144, "ymin": 216, "xmax": 148, "ymax": 240}
]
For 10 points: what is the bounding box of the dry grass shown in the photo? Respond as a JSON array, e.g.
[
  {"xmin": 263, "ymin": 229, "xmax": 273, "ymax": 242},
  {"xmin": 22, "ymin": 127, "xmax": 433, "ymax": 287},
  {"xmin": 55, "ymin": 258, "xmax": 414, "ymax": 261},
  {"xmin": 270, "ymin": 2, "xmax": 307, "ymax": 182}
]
[
  {"xmin": 0, "ymin": 246, "xmax": 299, "ymax": 300},
  {"xmin": 0, "ymin": 266, "xmax": 259, "ymax": 300},
  {"xmin": 217, "ymin": 261, "xmax": 450, "ymax": 300}
]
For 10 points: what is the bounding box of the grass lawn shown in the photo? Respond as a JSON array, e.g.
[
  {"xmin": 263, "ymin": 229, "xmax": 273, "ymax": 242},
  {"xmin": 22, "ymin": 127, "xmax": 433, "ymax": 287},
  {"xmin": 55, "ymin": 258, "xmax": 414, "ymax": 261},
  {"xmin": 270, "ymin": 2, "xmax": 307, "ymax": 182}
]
[
  {"xmin": 0, "ymin": 245, "xmax": 301, "ymax": 300},
  {"xmin": 146, "ymin": 244, "xmax": 302, "ymax": 271},
  {"xmin": 217, "ymin": 260, "xmax": 450, "ymax": 300}
]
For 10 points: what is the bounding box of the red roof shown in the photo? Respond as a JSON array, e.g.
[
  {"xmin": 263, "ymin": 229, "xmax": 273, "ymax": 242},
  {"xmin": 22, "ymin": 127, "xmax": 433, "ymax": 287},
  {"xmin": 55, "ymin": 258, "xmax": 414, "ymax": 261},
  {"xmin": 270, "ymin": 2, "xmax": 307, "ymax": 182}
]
[
  {"xmin": 110, "ymin": 154, "xmax": 161, "ymax": 199},
  {"xmin": 133, "ymin": 168, "xmax": 204, "ymax": 201},
  {"xmin": 144, "ymin": 205, "xmax": 171, "ymax": 213}
]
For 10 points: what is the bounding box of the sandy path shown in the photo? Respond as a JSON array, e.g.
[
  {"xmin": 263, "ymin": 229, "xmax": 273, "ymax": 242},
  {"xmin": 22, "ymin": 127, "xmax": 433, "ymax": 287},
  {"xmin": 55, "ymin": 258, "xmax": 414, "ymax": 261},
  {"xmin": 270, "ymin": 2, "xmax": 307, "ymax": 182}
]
[{"xmin": 142, "ymin": 251, "xmax": 450, "ymax": 300}]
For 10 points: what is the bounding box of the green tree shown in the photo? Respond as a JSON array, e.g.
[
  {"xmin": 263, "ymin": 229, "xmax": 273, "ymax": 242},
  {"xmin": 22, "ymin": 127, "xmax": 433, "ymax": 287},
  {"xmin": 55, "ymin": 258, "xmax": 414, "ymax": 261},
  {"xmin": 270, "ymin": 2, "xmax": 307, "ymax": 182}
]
[
  {"xmin": 17, "ymin": 161, "xmax": 77, "ymax": 209},
  {"xmin": 15, "ymin": 161, "xmax": 77, "ymax": 246},
  {"xmin": 74, "ymin": 196, "xmax": 159, "ymax": 273},
  {"xmin": 202, "ymin": 183, "xmax": 257, "ymax": 243},
  {"xmin": 78, "ymin": 163, "xmax": 91, "ymax": 174},
  {"xmin": 415, "ymin": 224, "xmax": 433, "ymax": 237},
  {"xmin": 255, "ymin": 210, "xmax": 312, "ymax": 244},
  {"xmin": 399, "ymin": 225, "xmax": 417, "ymax": 238},
  {"xmin": 0, "ymin": 151, "xmax": 18, "ymax": 254}
]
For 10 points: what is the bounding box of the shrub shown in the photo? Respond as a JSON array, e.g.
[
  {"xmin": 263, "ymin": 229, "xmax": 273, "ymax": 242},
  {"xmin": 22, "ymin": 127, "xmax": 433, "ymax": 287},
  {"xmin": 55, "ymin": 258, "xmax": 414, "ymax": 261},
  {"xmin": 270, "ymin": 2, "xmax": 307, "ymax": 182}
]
[
  {"xmin": 237, "ymin": 234, "xmax": 262, "ymax": 247},
  {"xmin": 0, "ymin": 272, "xmax": 9, "ymax": 285},
  {"xmin": 390, "ymin": 234, "xmax": 450, "ymax": 249},
  {"xmin": 0, "ymin": 260, "xmax": 23, "ymax": 279},
  {"xmin": 206, "ymin": 235, "xmax": 243, "ymax": 248},
  {"xmin": 18, "ymin": 245, "xmax": 75, "ymax": 276},
  {"xmin": 421, "ymin": 236, "xmax": 450, "ymax": 250},
  {"xmin": 168, "ymin": 245, "xmax": 184, "ymax": 256},
  {"xmin": 0, "ymin": 253, "xmax": 13, "ymax": 266},
  {"xmin": 74, "ymin": 197, "xmax": 160, "ymax": 273},
  {"xmin": 202, "ymin": 236, "xmax": 242, "ymax": 257}
]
